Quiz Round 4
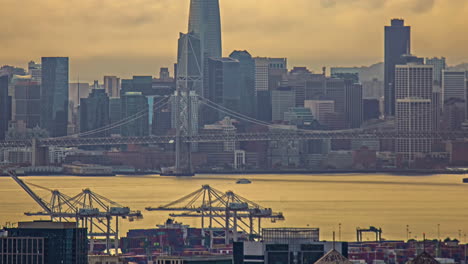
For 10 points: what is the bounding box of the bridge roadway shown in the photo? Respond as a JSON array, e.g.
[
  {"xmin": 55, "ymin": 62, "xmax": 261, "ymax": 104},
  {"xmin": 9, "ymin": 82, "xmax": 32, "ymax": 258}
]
[{"xmin": 1, "ymin": 130, "xmax": 468, "ymax": 148}]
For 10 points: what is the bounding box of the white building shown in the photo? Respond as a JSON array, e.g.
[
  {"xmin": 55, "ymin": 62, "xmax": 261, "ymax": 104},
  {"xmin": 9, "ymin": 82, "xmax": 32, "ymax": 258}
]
[
  {"xmin": 395, "ymin": 64, "xmax": 433, "ymax": 163},
  {"xmin": 304, "ymin": 100, "xmax": 335, "ymax": 124}
]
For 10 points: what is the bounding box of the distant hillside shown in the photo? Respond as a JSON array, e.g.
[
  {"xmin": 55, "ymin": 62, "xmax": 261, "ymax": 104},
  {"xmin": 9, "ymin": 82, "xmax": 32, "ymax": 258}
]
[
  {"xmin": 448, "ymin": 63, "xmax": 468, "ymax": 71},
  {"xmin": 360, "ymin": 62, "xmax": 383, "ymax": 82}
]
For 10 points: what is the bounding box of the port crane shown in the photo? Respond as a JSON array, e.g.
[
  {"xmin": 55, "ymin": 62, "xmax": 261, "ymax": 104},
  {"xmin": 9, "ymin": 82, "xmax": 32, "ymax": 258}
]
[
  {"xmin": 7, "ymin": 170, "xmax": 143, "ymax": 254},
  {"xmin": 146, "ymin": 185, "xmax": 284, "ymax": 244},
  {"xmin": 357, "ymin": 226, "xmax": 383, "ymax": 242}
]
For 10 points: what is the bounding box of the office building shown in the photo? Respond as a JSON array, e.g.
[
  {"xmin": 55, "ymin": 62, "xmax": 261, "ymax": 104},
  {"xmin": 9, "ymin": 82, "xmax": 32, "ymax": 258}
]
[
  {"xmin": 363, "ymin": 99, "xmax": 380, "ymax": 121},
  {"xmin": 152, "ymin": 97, "xmax": 172, "ymax": 136},
  {"xmin": 442, "ymin": 70, "xmax": 466, "ymax": 104},
  {"xmin": 425, "ymin": 57, "xmax": 446, "ymax": 84},
  {"xmin": 121, "ymin": 92, "xmax": 149, "ymax": 137},
  {"xmin": 257, "ymin": 91, "xmax": 272, "ymax": 122},
  {"xmin": 272, "ymin": 87, "xmax": 295, "ymax": 122},
  {"xmin": 0, "ymin": 76, "xmax": 11, "ymax": 140},
  {"xmin": 2, "ymin": 221, "xmax": 87, "ymax": 264},
  {"xmin": 304, "ymin": 100, "xmax": 335, "ymax": 125},
  {"xmin": 28, "ymin": 60, "xmax": 42, "ymax": 83},
  {"xmin": 283, "ymin": 107, "xmax": 316, "ymax": 128},
  {"xmin": 109, "ymin": 98, "xmax": 122, "ymax": 135},
  {"xmin": 325, "ymin": 78, "xmax": 346, "ymax": 114},
  {"xmin": 330, "ymin": 67, "xmax": 360, "ymax": 84},
  {"xmin": 254, "ymin": 57, "xmax": 269, "ymax": 93},
  {"xmin": 384, "ymin": 19, "xmax": 411, "ymax": 116},
  {"xmin": 13, "ymin": 78, "xmax": 41, "ymax": 128},
  {"xmin": 207, "ymin": 57, "xmax": 241, "ymax": 123},
  {"xmin": 103, "ymin": 76, "xmax": 121, "ymax": 98},
  {"xmin": 41, "ymin": 57, "xmax": 69, "ymax": 137},
  {"xmin": 233, "ymin": 228, "xmax": 348, "ymax": 264},
  {"xmin": 268, "ymin": 58, "xmax": 288, "ymax": 91},
  {"xmin": 254, "ymin": 57, "xmax": 288, "ymax": 93},
  {"xmin": 345, "ymin": 83, "xmax": 363, "ymax": 128},
  {"xmin": 80, "ymin": 88, "xmax": 110, "ymax": 137},
  {"xmin": 395, "ymin": 64, "xmax": 433, "ymax": 164},
  {"xmin": 230, "ymin": 50, "xmax": 256, "ymax": 118}
]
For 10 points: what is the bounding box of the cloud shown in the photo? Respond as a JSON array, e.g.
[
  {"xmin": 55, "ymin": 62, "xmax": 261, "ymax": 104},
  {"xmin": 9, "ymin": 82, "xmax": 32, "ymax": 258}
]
[
  {"xmin": 410, "ymin": 0, "xmax": 436, "ymax": 13},
  {"xmin": 1, "ymin": 0, "xmax": 468, "ymax": 81}
]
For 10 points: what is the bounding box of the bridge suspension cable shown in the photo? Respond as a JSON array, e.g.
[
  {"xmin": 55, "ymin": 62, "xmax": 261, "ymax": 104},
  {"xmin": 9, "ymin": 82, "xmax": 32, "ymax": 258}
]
[{"xmin": 57, "ymin": 97, "xmax": 171, "ymax": 139}]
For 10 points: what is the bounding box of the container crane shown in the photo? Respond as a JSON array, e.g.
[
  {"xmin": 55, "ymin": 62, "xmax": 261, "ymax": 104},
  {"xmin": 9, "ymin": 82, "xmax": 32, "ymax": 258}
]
[
  {"xmin": 7, "ymin": 169, "xmax": 143, "ymax": 255},
  {"xmin": 146, "ymin": 185, "xmax": 284, "ymax": 244}
]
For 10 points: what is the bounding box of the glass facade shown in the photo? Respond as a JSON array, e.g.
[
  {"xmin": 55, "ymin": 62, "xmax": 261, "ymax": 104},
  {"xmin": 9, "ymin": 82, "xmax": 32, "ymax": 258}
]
[{"xmin": 41, "ymin": 57, "xmax": 69, "ymax": 137}]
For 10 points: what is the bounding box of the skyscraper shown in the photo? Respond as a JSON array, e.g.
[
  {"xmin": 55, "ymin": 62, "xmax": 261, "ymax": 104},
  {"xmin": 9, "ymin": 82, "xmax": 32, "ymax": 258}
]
[
  {"xmin": 103, "ymin": 76, "xmax": 121, "ymax": 98},
  {"xmin": 0, "ymin": 76, "xmax": 11, "ymax": 140},
  {"xmin": 230, "ymin": 50, "xmax": 256, "ymax": 118},
  {"xmin": 395, "ymin": 64, "xmax": 433, "ymax": 165},
  {"xmin": 207, "ymin": 57, "xmax": 241, "ymax": 123},
  {"xmin": 442, "ymin": 70, "xmax": 466, "ymax": 104},
  {"xmin": 80, "ymin": 88, "xmax": 110, "ymax": 137},
  {"xmin": 121, "ymin": 92, "xmax": 149, "ymax": 137},
  {"xmin": 384, "ymin": 19, "xmax": 411, "ymax": 117},
  {"xmin": 41, "ymin": 57, "xmax": 69, "ymax": 137},
  {"xmin": 13, "ymin": 78, "xmax": 41, "ymax": 128},
  {"xmin": 188, "ymin": 0, "xmax": 222, "ymax": 59},
  {"xmin": 425, "ymin": 57, "xmax": 446, "ymax": 84}
]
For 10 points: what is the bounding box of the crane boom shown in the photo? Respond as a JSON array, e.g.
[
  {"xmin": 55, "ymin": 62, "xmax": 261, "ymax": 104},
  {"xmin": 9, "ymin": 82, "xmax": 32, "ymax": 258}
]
[{"xmin": 7, "ymin": 170, "xmax": 52, "ymax": 214}]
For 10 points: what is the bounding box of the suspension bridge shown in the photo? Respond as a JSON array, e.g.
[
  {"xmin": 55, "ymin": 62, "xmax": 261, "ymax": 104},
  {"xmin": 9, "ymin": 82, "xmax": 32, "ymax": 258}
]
[{"xmin": 1, "ymin": 94, "xmax": 468, "ymax": 173}]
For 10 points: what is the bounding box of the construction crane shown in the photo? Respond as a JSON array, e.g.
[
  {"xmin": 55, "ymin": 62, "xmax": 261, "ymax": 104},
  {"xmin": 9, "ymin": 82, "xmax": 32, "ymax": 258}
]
[
  {"xmin": 357, "ymin": 226, "xmax": 383, "ymax": 242},
  {"xmin": 146, "ymin": 185, "xmax": 284, "ymax": 244},
  {"xmin": 7, "ymin": 169, "xmax": 143, "ymax": 255}
]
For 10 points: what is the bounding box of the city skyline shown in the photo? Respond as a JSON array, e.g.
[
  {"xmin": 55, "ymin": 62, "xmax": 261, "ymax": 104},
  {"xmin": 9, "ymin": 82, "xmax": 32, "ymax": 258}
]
[{"xmin": 1, "ymin": 0, "xmax": 467, "ymax": 81}]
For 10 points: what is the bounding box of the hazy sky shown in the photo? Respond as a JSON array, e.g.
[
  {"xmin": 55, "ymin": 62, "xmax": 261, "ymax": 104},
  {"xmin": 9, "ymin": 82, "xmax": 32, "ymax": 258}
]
[{"xmin": 1, "ymin": 0, "xmax": 467, "ymax": 82}]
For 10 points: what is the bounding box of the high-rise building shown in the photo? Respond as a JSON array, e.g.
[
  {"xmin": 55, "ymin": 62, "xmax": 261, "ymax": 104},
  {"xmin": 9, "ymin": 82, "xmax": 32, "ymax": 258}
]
[
  {"xmin": 271, "ymin": 87, "xmax": 295, "ymax": 121},
  {"xmin": 425, "ymin": 57, "xmax": 446, "ymax": 84},
  {"xmin": 254, "ymin": 57, "xmax": 269, "ymax": 93},
  {"xmin": 109, "ymin": 97, "xmax": 122, "ymax": 135},
  {"xmin": 103, "ymin": 76, "xmax": 121, "ymax": 98},
  {"xmin": 121, "ymin": 92, "xmax": 149, "ymax": 137},
  {"xmin": 0, "ymin": 76, "xmax": 11, "ymax": 140},
  {"xmin": 13, "ymin": 78, "xmax": 41, "ymax": 128},
  {"xmin": 395, "ymin": 64, "xmax": 433, "ymax": 164},
  {"xmin": 384, "ymin": 19, "xmax": 411, "ymax": 117},
  {"xmin": 188, "ymin": 0, "xmax": 222, "ymax": 59},
  {"xmin": 256, "ymin": 91, "xmax": 272, "ymax": 122},
  {"xmin": 41, "ymin": 57, "xmax": 69, "ymax": 137},
  {"xmin": 442, "ymin": 70, "xmax": 467, "ymax": 105},
  {"xmin": 80, "ymin": 88, "xmax": 110, "ymax": 137},
  {"xmin": 363, "ymin": 99, "xmax": 381, "ymax": 121},
  {"xmin": 207, "ymin": 57, "xmax": 241, "ymax": 123},
  {"xmin": 230, "ymin": 50, "xmax": 256, "ymax": 118},
  {"xmin": 28, "ymin": 61, "xmax": 42, "ymax": 84},
  {"xmin": 304, "ymin": 100, "xmax": 335, "ymax": 125},
  {"xmin": 254, "ymin": 57, "xmax": 288, "ymax": 93},
  {"xmin": 331, "ymin": 67, "xmax": 360, "ymax": 84},
  {"xmin": 345, "ymin": 82, "xmax": 363, "ymax": 128},
  {"xmin": 159, "ymin": 67, "xmax": 170, "ymax": 81},
  {"xmin": 3, "ymin": 221, "xmax": 88, "ymax": 264},
  {"xmin": 268, "ymin": 58, "xmax": 288, "ymax": 91}
]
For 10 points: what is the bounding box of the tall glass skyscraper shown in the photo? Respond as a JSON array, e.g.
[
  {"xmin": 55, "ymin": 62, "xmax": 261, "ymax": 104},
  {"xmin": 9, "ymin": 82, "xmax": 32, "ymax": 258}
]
[
  {"xmin": 188, "ymin": 0, "xmax": 222, "ymax": 59},
  {"xmin": 41, "ymin": 57, "xmax": 69, "ymax": 137},
  {"xmin": 384, "ymin": 19, "xmax": 411, "ymax": 117}
]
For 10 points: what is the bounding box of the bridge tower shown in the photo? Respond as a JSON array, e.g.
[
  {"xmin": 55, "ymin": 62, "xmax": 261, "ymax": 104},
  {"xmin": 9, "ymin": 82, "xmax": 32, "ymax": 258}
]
[{"xmin": 173, "ymin": 33, "xmax": 203, "ymax": 175}]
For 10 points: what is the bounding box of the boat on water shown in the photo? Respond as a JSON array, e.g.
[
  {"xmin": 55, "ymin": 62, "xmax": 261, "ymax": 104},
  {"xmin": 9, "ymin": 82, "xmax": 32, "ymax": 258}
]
[{"xmin": 236, "ymin": 178, "xmax": 252, "ymax": 184}]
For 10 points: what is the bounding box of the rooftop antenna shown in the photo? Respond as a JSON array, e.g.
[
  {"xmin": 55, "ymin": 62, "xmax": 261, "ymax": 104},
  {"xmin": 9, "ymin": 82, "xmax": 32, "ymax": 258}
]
[{"xmin": 333, "ymin": 231, "xmax": 336, "ymax": 250}]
